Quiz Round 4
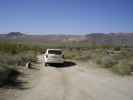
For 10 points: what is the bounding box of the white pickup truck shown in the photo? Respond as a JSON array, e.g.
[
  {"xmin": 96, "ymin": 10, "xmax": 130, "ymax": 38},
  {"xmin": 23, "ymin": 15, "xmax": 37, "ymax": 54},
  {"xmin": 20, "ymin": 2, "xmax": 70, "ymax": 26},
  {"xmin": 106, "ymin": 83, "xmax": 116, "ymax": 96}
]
[{"xmin": 44, "ymin": 49, "xmax": 64, "ymax": 66}]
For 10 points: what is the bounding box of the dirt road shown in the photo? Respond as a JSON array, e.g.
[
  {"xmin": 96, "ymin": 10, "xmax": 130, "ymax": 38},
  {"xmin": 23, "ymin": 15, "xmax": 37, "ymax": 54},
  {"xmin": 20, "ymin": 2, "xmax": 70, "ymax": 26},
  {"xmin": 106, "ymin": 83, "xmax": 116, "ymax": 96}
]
[{"xmin": 1, "ymin": 55, "xmax": 133, "ymax": 100}]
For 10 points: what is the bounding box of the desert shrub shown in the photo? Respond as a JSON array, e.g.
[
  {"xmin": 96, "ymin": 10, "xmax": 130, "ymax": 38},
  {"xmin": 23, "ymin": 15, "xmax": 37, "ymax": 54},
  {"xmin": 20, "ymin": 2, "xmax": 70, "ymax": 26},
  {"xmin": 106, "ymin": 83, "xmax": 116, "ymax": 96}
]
[
  {"xmin": 0, "ymin": 53, "xmax": 18, "ymax": 65},
  {"xmin": 97, "ymin": 55, "xmax": 117, "ymax": 68},
  {"xmin": 111, "ymin": 49, "xmax": 133, "ymax": 61},
  {"xmin": 17, "ymin": 51, "xmax": 36, "ymax": 65},
  {"xmin": 64, "ymin": 50, "xmax": 80, "ymax": 59},
  {"xmin": 125, "ymin": 58, "xmax": 133, "ymax": 72},
  {"xmin": 0, "ymin": 63, "xmax": 17, "ymax": 85},
  {"xmin": 112, "ymin": 60, "xmax": 132, "ymax": 75},
  {"xmin": 95, "ymin": 56, "xmax": 102, "ymax": 64},
  {"xmin": 79, "ymin": 54, "xmax": 91, "ymax": 61},
  {"xmin": 93, "ymin": 48, "xmax": 133, "ymax": 75},
  {"xmin": 114, "ymin": 46, "xmax": 121, "ymax": 51},
  {"xmin": 64, "ymin": 49, "xmax": 91, "ymax": 60},
  {"xmin": 98, "ymin": 45, "xmax": 113, "ymax": 50},
  {"xmin": 77, "ymin": 50, "xmax": 92, "ymax": 60},
  {"xmin": 0, "ymin": 51, "xmax": 36, "ymax": 66},
  {"xmin": 0, "ymin": 42, "xmax": 37, "ymax": 85},
  {"xmin": 0, "ymin": 42, "xmax": 42, "ymax": 55}
]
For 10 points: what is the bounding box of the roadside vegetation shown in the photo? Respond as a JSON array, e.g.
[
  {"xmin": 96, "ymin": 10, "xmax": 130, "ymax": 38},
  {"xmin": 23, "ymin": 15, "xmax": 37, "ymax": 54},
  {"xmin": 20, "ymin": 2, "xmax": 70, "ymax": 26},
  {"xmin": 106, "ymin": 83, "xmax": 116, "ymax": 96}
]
[
  {"xmin": 0, "ymin": 42, "xmax": 39, "ymax": 85},
  {"xmin": 64, "ymin": 45, "xmax": 133, "ymax": 75},
  {"xmin": 0, "ymin": 41, "xmax": 133, "ymax": 86}
]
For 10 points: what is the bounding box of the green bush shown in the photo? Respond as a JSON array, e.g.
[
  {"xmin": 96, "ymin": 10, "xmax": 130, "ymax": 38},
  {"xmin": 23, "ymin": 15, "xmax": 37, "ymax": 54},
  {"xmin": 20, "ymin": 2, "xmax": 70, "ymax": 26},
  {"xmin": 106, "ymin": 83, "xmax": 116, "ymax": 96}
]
[
  {"xmin": 112, "ymin": 60, "xmax": 132, "ymax": 75},
  {"xmin": 0, "ymin": 42, "xmax": 41, "ymax": 55},
  {"xmin": 0, "ymin": 52, "xmax": 35, "ymax": 66},
  {"xmin": 114, "ymin": 46, "xmax": 121, "ymax": 51},
  {"xmin": 95, "ymin": 55, "xmax": 117, "ymax": 68},
  {"xmin": 0, "ymin": 63, "xmax": 17, "ymax": 85},
  {"xmin": 64, "ymin": 49, "xmax": 80, "ymax": 59},
  {"xmin": 17, "ymin": 51, "xmax": 36, "ymax": 65},
  {"xmin": 0, "ymin": 42, "xmax": 37, "ymax": 85}
]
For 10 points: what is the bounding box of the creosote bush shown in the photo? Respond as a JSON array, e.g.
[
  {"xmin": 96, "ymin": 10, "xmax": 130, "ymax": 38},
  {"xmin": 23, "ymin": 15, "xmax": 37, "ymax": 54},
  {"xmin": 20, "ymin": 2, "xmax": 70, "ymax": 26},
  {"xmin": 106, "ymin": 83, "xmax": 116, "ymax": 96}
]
[
  {"xmin": 0, "ymin": 42, "xmax": 37, "ymax": 84},
  {"xmin": 99, "ymin": 55, "xmax": 117, "ymax": 68},
  {"xmin": 112, "ymin": 60, "xmax": 132, "ymax": 75}
]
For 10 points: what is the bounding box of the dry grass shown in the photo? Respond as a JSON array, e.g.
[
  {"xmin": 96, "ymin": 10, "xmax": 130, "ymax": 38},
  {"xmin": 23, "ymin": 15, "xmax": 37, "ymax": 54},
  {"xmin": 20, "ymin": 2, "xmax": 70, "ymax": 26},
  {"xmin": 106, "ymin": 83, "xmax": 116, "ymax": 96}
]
[{"xmin": 64, "ymin": 47, "xmax": 133, "ymax": 75}]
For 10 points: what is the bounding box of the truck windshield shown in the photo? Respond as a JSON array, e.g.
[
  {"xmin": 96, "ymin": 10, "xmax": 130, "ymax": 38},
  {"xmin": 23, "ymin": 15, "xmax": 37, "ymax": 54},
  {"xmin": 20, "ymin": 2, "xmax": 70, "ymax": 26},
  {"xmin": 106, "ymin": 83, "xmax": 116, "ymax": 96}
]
[{"xmin": 48, "ymin": 50, "xmax": 62, "ymax": 55}]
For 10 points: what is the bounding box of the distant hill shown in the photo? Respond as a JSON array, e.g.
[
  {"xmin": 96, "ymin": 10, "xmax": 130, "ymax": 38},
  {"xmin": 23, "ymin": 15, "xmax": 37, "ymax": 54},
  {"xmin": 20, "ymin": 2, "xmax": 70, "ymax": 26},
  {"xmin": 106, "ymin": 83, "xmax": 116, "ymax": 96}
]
[
  {"xmin": 6, "ymin": 32, "xmax": 26, "ymax": 38},
  {"xmin": 0, "ymin": 32, "xmax": 84, "ymax": 43},
  {"xmin": 85, "ymin": 33, "xmax": 133, "ymax": 46},
  {"xmin": 0, "ymin": 32, "xmax": 133, "ymax": 47},
  {"xmin": 0, "ymin": 32, "xmax": 26, "ymax": 39},
  {"xmin": 7, "ymin": 32, "xmax": 24, "ymax": 36}
]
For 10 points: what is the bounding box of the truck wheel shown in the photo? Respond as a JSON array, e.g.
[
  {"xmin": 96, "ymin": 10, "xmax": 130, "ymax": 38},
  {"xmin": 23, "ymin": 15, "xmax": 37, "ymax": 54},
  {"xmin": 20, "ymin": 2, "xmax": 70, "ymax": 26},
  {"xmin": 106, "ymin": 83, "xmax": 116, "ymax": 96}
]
[{"xmin": 45, "ymin": 63, "xmax": 48, "ymax": 67}]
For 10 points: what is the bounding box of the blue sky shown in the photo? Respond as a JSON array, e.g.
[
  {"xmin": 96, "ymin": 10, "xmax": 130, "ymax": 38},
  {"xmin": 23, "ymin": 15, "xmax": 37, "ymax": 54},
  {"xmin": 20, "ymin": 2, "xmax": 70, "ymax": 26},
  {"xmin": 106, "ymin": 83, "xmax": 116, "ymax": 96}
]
[{"xmin": 0, "ymin": 0, "xmax": 133, "ymax": 34}]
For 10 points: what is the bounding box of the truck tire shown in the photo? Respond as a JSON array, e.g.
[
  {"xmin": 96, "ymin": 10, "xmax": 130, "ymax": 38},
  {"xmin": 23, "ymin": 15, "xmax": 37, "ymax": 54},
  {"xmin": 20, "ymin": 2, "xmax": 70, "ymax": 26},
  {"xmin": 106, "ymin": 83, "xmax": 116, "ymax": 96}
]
[{"xmin": 45, "ymin": 63, "xmax": 48, "ymax": 67}]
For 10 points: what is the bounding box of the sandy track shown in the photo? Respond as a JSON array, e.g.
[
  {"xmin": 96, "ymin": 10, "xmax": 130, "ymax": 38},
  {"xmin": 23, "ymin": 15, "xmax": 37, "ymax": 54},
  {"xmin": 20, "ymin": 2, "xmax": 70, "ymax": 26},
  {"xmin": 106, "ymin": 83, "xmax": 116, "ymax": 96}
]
[{"xmin": 1, "ymin": 55, "xmax": 133, "ymax": 100}]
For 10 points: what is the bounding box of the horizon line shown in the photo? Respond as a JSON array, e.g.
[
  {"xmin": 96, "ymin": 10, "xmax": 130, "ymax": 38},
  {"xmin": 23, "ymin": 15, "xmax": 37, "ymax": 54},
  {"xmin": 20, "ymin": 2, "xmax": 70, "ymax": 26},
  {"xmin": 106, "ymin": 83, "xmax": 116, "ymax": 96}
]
[{"xmin": 0, "ymin": 32, "xmax": 133, "ymax": 35}]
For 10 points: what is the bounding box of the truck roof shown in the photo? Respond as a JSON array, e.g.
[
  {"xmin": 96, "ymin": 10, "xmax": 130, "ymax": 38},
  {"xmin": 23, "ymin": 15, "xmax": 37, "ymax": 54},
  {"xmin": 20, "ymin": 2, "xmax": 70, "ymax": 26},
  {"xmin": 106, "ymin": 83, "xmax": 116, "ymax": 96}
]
[{"xmin": 46, "ymin": 49, "xmax": 62, "ymax": 51}]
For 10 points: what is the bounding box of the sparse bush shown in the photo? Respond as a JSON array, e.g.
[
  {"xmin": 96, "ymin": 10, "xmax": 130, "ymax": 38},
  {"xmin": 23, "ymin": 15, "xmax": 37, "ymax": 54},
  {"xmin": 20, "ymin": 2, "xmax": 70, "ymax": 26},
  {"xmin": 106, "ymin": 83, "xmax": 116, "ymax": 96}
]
[
  {"xmin": 96, "ymin": 55, "xmax": 117, "ymax": 68},
  {"xmin": 64, "ymin": 49, "xmax": 91, "ymax": 60},
  {"xmin": 0, "ymin": 42, "xmax": 37, "ymax": 85},
  {"xmin": 0, "ymin": 63, "xmax": 17, "ymax": 85},
  {"xmin": 95, "ymin": 57, "xmax": 102, "ymax": 64},
  {"xmin": 0, "ymin": 51, "xmax": 36, "ymax": 66},
  {"xmin": 112, "ymin": 60, "xmax": 132, "ymax": 75},
  {"xmin": 16, "ymin": 51, "xmax": 36, "ymax": 66},
  {"xmin": 64, "ymin": 50, "xmax": 80, "ymax": 59},
  {"xmin": 79, "ymin": 55, "xmax": 91, "ymax": 60},
  {"xmin": 114, "ymin": 46, "xmax": 121, "ymax": 51}
]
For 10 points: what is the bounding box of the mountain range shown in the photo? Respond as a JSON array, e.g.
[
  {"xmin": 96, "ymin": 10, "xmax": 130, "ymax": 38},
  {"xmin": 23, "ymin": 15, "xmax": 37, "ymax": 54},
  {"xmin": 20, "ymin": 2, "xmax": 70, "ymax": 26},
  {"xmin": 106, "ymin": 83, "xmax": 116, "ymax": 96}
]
[{"xmin": 0, "ymin": 32, "xmax": 133, "ymax": 46}]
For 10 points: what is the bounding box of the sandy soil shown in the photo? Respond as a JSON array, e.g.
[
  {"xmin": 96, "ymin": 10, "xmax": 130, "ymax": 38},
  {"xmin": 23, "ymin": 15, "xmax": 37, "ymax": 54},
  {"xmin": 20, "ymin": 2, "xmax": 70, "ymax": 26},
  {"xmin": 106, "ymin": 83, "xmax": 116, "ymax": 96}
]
[{"xmin": 0, "ymin": 55, "xmax": 133, "ymax": 100}]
